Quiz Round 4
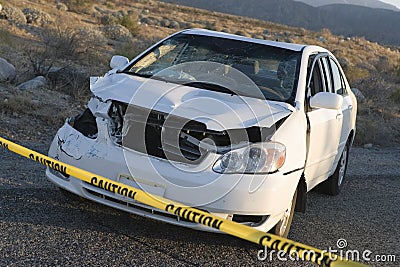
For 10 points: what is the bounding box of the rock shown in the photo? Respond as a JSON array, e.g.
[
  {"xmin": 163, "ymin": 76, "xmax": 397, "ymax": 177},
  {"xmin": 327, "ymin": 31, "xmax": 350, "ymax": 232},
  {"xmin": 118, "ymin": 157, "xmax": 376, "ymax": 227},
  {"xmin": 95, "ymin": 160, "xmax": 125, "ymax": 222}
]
[
  {"xmin": 100, "ymin": 14, "xmax": 118, "ymax": 25},
  {"xmin": 56, "ymin": 3, "xmax": 68, "ymax": 11},
  {"xmin": 0, "ymin": 6, "xmax": 27, "ymax": 24},
  {"xmin": 318, "ymin": 36, "xmax": 326, "ymax": 43},
  {"xmin": 17, "ymin": 76, "xmax": 47, "ymax": 90},
  {"xmin": 0, "ymin": 58, "xmax": 16, "ymax": 82},
  {"xmin": 22, "ymin": 7, "xmax": 53, "ymax": 25},
  {"xmin": 363, "ymin": 143, "xmax": 373, "ymax": 148},
  {"xmin": 337, "ymin": 57, "xmax": 350, "ymax": 70},
  {"xmin": 169, "ymin": 20, "xmax": 180, "ymax": 29},
  {"xmin": 351, "ymin": 88, "xmax": 366, "ymax": 101},
  {"xmin": 102, "ymin": 25, "xmax": 131, "ymax": 41},
  {"xmin": 160, "ymin": 19, "xmax": 170, "ymax": 27}
]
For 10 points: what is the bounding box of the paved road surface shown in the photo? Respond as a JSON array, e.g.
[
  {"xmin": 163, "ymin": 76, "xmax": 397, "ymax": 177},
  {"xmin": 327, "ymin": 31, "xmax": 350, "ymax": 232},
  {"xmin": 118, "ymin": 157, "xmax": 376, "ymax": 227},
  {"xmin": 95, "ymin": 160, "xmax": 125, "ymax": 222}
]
[{"xmin": 0, "ymin": 143, "xmax": 399, "ymax": 266}]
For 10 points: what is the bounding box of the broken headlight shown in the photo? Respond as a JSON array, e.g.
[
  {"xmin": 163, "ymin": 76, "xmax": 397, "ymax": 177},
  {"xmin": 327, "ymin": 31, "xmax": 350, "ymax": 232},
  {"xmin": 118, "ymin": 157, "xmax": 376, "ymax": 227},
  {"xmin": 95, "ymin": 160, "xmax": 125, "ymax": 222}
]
[{"xmin": 212, "ymin": 142, "xmax": 285, "ymax": 174}]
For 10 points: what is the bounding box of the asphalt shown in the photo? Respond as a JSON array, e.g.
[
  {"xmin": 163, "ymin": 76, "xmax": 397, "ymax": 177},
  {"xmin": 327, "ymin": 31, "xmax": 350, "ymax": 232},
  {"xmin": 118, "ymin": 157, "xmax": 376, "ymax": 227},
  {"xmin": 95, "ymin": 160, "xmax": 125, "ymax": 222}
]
[{"xmin": 0, "ymin": 143, "xmax": 399, "ymax": 266}]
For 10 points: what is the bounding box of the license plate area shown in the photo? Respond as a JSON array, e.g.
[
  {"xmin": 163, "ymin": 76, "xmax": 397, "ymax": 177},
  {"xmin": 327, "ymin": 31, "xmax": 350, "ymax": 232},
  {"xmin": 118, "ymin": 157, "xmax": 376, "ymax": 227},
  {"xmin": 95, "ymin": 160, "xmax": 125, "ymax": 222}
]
[{"xmin": 117, "ymin": 174, "xmax": 166, "ymax": 198}]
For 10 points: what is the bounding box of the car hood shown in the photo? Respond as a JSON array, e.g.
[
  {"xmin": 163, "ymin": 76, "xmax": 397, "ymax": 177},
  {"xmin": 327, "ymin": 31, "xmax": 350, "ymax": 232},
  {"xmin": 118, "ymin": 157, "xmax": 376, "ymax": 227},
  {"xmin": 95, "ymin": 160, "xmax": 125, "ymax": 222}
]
[{"xmin": 90, "ymin": 74, "xmax": 293, "ymax": 131}]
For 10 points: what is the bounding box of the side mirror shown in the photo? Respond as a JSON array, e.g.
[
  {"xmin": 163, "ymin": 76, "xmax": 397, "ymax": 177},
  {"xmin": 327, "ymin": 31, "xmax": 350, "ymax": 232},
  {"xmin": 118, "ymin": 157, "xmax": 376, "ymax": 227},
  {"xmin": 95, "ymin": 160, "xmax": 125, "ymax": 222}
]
[
  {"xmin": 110, "ymin": 55, "xmax": 129, "ymax": 70},
  {"xmin": 309, "ymin": 92, "xmax": 343, "ymax": 110}
]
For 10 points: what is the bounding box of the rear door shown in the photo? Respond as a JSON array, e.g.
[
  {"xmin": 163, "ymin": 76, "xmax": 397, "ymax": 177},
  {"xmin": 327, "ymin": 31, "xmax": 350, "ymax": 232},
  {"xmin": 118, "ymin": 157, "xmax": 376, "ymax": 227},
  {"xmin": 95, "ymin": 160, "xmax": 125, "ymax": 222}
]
[
  {"xmin": 304, "ymin": 54, "xmax": 343, "ymax": 189},
  {"xmin": 329, "ymin": 57, "xmax": 353, "ymax": 151}
]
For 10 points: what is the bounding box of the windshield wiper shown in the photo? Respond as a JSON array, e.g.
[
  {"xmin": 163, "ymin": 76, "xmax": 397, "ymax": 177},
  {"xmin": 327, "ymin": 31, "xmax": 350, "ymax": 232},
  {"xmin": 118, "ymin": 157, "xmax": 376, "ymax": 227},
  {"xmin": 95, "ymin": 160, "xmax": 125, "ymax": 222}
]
[
  {"xmin": 119, "ymin": 71, "xmax": 152, "ymax": 78},
  {"xmin": 119, "ymin": 71, "xmax": 176, "ymax": 83},
  {"xmin": 184, "ymin": 82, "xmax": 238, "ymax": 95}
]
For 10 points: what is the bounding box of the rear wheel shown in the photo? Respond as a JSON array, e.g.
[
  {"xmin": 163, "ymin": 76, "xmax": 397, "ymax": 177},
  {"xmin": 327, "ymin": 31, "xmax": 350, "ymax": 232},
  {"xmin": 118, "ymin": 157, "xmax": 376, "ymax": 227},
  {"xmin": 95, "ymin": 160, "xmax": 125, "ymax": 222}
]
[
  {"xmin": 321, "ymin": 141, "xmax": 350, "ymax": 196},
  {"xmin": 270, "ymin": 189, "xmax": 297, "ymax": 237}
]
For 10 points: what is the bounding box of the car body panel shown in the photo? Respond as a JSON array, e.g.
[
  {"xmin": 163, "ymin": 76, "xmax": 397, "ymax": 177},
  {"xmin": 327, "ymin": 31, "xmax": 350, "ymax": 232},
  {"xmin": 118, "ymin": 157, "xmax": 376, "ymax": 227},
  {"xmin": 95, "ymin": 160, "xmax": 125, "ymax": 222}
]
[{"xmin": 91, "ymin": 74, "xmax": 293, "ymax": 131}]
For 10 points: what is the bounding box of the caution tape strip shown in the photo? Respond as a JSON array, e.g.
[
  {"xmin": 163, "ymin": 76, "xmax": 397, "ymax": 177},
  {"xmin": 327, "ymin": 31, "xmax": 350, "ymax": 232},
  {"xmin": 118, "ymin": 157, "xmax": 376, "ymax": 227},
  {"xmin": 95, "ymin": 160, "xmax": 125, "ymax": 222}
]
[{"xmin": 0, "ymin": 136, "xmax": 367, "ymax": 267}]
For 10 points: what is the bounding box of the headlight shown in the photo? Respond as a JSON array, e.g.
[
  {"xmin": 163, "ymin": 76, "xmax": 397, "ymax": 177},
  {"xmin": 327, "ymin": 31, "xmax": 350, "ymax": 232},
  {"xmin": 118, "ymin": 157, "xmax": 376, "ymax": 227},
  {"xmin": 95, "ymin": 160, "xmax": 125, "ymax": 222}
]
[{"xmin": 213, "ymin": 142, "xmax": 286, "ymax": 174}]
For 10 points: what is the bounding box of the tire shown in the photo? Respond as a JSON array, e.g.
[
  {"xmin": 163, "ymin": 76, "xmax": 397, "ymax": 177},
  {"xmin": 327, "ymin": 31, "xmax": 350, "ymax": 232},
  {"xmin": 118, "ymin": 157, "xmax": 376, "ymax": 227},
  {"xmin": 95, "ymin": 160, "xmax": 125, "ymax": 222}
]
[
  {"xmin": 270, "ymin": 189, "xmax": 297, "ymax": 238},
  {"xmin": 320, "ymin": 140, "xmax": 350, "ymax": 196}
]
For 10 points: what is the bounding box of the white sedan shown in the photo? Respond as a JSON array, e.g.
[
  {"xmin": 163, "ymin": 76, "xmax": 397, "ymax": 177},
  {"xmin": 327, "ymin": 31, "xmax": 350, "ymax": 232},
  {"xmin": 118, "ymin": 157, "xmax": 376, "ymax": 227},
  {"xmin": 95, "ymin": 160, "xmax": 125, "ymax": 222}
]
[{"xmin": 46, "ymin": 29, "xmax": 357, "ymax": 237}]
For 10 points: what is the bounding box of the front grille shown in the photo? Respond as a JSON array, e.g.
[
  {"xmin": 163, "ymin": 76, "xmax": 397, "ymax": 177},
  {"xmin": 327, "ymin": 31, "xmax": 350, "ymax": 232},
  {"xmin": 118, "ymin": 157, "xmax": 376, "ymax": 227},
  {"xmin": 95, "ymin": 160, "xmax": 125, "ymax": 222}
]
[
  {"xmin": 82, "ymin": 184, "xmax": 196, "ymax": 224},
  {"xmin": 110, "ymin": 102, "xmax": 225, "ymax": 164}
]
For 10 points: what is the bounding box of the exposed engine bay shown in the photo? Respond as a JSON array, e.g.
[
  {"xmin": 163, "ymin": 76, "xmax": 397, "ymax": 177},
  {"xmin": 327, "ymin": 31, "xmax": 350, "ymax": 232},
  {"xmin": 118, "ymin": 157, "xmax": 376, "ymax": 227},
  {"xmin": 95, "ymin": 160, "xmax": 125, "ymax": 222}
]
[{"xmin": 70, "ymin": 98, "xmax": 281, "ymax": 165}]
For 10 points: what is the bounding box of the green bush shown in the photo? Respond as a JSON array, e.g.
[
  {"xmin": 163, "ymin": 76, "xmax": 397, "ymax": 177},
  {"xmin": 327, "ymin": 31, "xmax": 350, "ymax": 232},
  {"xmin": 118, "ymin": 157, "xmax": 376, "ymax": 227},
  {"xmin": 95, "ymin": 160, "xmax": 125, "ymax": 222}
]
[
  {"xmin": 390, "ymin": 88, "xmax": 400, "ymax": 103},
  {"xmin": 119, "ymin": 15, "xmax": 139, "ymax": 35},
  {"xmin": 99, "ymin": 14, "xmax": 140, "ymax": 35}
]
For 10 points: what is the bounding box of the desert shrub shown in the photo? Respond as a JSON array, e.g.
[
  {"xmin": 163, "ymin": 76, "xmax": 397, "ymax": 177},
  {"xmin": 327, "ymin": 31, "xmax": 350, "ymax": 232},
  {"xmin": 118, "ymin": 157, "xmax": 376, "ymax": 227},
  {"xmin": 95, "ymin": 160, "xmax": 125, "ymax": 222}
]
[
  {"xmin": 345, "ymin": 67, "xmax": 370, "ymax": 84},
  {"xmin": 47, "ymin": 66, "xmax": 90, "ymax": 100},
  {"xmin": 100, "ymin": 13, "xmax": 140, "ymax": 35},
  {"xmin": 0, "ymin": 5, "xmax": 26, "ymax": 24},
  {"xmin": 24, "ymin": 25, "xmax": 106, "ymax": 80},
  {"xmin": 22, "ymin": 7, "xmax": 53, "ymax": 25},
  {"xmin": 60, "ymin": 0, "xmax": 94, "ymax": 13},
  {"xmin": 119, "ymin": 14, "xmax": 140, "ymax": 35},
  {"xmin": 390, "ymin": 88, "xmax": 400, "ymax": 103},
  {"xmin": 0, "ymin": 95, "xmax": 38, "ymax": 115},
  {"xmin": 0, "ymin": 28, "xmax": 13, "ymax": 46},
  {"xmin": 100, "ymin": 14, "xmax": 118, "ymax": 25},
  {"xmin": 114, "ymin": 38, "xmax": 157, "ymax": 60}
]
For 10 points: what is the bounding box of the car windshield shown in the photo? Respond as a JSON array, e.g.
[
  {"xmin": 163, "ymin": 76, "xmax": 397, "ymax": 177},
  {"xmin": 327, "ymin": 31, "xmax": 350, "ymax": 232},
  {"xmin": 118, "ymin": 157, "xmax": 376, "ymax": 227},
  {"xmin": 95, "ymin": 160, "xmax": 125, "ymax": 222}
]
[{"xmin": 124, "ymin": 33, "xmax": 301, "ymax": 102}]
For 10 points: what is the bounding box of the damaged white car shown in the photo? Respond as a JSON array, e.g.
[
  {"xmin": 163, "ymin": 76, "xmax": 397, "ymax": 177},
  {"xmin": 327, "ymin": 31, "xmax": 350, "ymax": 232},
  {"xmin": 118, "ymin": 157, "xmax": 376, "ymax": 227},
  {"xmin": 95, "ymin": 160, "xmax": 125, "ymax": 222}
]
[{"xmin": 46, "ymin": 29, "xmax": 357, "ymax": 237}]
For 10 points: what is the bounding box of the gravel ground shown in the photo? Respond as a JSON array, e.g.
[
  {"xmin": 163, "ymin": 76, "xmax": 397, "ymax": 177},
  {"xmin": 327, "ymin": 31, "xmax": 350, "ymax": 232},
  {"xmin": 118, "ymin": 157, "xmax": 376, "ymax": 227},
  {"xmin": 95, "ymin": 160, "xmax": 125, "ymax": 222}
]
[{"xmin": 0, "ymin": 141, "xmax": 399, "ymax": 267}]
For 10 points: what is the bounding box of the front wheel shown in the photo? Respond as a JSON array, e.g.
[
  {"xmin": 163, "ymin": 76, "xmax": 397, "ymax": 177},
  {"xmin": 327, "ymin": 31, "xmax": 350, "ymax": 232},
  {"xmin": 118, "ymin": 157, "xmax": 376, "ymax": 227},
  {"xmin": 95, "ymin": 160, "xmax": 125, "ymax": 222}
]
[
  {"xmin": 321, "ymin": 141, "xmax": 350, "ymax": 196},
  {"xmin": 270, "ymin": 189, "xmax": 297, "ymax": 237}
]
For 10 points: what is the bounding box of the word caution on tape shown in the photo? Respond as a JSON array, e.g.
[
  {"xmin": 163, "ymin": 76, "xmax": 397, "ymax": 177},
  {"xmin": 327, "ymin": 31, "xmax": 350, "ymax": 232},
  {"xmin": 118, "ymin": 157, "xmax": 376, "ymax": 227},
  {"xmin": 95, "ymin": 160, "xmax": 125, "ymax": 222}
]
[{"xmin": 0, "ymin": 136, "xmax": 368, "ymax": 267}]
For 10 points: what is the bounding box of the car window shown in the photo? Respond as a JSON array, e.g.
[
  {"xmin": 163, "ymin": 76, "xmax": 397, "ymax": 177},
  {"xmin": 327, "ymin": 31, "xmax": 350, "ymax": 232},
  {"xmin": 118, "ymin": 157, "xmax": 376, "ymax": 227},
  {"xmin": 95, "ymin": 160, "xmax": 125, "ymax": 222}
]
[
  {"xmin": 125, "ymin": 33, "xmax": 302, "ymax": 103},
  {"xmin": 321, "ymin": 57, "xmax": 333, "ymax": 93},
  {"xmin": 329, "ymin": 58, "xmax": 347, "ymax": 95},
  {"xmin": 307, "ymin": 59, "xmax": 324, "ymax": 97}
]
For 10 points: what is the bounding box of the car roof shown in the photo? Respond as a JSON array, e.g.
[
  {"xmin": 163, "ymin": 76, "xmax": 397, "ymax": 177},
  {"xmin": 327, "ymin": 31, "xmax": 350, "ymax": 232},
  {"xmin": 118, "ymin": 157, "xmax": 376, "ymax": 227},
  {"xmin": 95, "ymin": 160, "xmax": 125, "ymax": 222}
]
[{"xmin": 181, "ymin": 29, "xmax": 307, "ymax": 52}]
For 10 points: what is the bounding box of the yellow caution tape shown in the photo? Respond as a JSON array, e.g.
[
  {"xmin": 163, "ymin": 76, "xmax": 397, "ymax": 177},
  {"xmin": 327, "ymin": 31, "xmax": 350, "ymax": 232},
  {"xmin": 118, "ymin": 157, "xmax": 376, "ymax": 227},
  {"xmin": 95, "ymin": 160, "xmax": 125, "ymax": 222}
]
[{"xmin": 0, "ymin": 136, "xmax": 368, "ymax": 267}]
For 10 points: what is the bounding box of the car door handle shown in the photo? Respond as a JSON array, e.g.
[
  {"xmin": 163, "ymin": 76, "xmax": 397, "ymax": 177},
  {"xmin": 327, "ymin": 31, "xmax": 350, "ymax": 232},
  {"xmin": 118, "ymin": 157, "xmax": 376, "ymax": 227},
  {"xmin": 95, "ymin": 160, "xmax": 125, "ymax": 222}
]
[
  {"xmin": 347, "ymin": 105, "xmax": 353, "ymax": 110},
  {"xmin": 336, "ymin": 113, "xmax": 343, "ymax": 120}
]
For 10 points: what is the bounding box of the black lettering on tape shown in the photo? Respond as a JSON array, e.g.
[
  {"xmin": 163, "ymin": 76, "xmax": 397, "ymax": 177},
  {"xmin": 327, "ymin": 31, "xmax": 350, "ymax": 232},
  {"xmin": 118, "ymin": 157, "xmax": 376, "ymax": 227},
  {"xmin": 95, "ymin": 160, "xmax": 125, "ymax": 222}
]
[
  {"xmin": 165, "ymin": 204, "xmax": 175, "ymax": 212},
  {"xmin": 271, "ymin": 240, "xmax": 281, "ymax": 250},
  {"xmin": 90, "ymin": 177, "xmax": 137, "ymax": 200},
  {"xmin": 186, "ymin": 210, "xmax": 193, "ymax": 221},
  {"xmin": 191, "ymin": 211, "xmax": 200, "ymax": 222},
  {"xmin": 174, "ymin": 207, "xmax": 182, "ymax": 217},
  {"xmin": 0, "ymin": 141, "xmax": 9, "ymax": 150},
  {"xmin": 211, "ymin": 218, "xmax": 223, "ymax": 230},
  {"xmin": 259, "ymin": 234, "xmax": 272, "ymax": 246},
  {"xmin": 320, "ymin": 255, "xmax": 334, "ymax": 267},
  {"xmin": 203, "ymin": 216, "xmax": 212, "ymax": 227},
  {"xmin": 29, "ymin": 153, "xmax": 68, "ymax": 176},
  {"xmin": 162, "ymin": 205, "xmax": 222, "ymax": 230}
]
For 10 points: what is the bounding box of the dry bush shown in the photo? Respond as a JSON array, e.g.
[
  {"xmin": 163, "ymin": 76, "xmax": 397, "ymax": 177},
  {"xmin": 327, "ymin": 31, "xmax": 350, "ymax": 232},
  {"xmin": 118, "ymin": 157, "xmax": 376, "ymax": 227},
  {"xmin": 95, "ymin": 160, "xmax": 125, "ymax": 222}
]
[
  {"xmin": 0, "ymin": 28, "xmax": 13, "ymax": 46},
  {"xmin": 344, "ymin": 67, "xmax": 370, "ymax": 84},
  {"xmin": 47, "ymin": 66, "xmax": 91, "ymax": 100},
  {"xmin": 59, "ymin": 0, "xmax": 95, "ymax": 14},
  {"xmin": 0, "ymin": 94, "xmax": 38, "ymax": 115}
]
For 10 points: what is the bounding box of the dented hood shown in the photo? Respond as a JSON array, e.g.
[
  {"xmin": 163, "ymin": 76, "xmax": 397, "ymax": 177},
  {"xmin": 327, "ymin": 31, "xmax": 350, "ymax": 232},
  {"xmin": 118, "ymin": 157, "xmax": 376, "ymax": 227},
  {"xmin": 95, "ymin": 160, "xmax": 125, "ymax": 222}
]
[{"xmin": 90, "ymin": 74, "xmax": 293, "ymax": 131}]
